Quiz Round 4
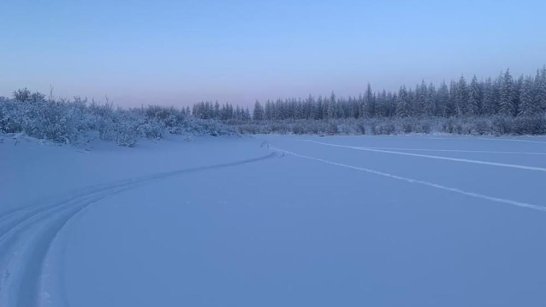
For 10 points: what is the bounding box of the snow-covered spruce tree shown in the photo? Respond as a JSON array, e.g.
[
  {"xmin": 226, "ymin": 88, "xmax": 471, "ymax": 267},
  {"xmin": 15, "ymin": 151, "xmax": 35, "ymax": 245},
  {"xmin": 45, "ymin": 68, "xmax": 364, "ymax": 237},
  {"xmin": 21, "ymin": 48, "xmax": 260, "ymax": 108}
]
[
  {"xmin": 481, "ymin": 78, "xmax": 497, "ymax": 115},
  {"xmin": 446, "ymin": 81, "xmax": 458, "ymax": 117},
  {"xmin": 454, "ymin": 76, "xmax": 468, "ymax": 116},
  {"xmin": 468, "ymin": 76, "xmax": 482, "ymax": 116},
  {"xmin": 252, "ymin": 101, "xmax": 264, "ymax": 120},
  {"xmin": 214, "ymin": 102, "xmax": 220, "ymax": 119},
  {"xmin": 518, "ymin": 76, "xmax": 539, "ymax": 117},
  {"xmin": 326, "ymin": 92, "xmax": 336, "ymax": 120},
  {"xmin": 436, "ymin": 82, "xmax": 450, "ymax": 117},
  {"xmin": 514, "ymin": 76, "xmax": 524, "ymax": 115},
  {"xmin": 424, "ymin": 82, "xmax": 436, "ymax": 116},
  {"xmin": 396, "ymin": 86, "xmax": 411, "ymax": 117},
  {"xmin": 362, "ymin": 83, "xmax": 375, "ymax": 118},
  {"xmin": 537, "ymin": 67, "xmax": 546, "ymax": 112},
  {"xmin": 499, "ymin": 69, "xmax": 517, "ymax": 116},
  {"xmin": 263, "ymin": 100, "xmax": 272, "ymax": 120},
  {"xmin": 413, "ymin": 81, "xmax": 427, "ymax": 117}
]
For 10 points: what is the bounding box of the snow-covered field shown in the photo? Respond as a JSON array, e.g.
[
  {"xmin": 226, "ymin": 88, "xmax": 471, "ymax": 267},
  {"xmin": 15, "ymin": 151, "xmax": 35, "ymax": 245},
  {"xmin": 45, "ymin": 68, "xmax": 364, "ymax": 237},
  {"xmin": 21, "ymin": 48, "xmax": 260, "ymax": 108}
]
[{"xmin": 2, "ymin": 134, "xmax": 546, "ymax": 307}]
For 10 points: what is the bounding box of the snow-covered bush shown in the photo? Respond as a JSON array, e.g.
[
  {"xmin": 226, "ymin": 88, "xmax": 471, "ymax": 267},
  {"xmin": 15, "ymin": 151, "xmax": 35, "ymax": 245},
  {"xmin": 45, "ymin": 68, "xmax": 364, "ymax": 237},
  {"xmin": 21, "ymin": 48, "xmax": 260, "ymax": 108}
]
[
  {"xmin": 228, "ymin": 115, "xmax": 546, "ymax": 136},
  {"xmin": 0, "ymin": 89, "xmax": 234, "ymax": 146},
  {"xmin": 0, "ymin": 94, "xmax": 90, "ymax": 143},
  {"xmin": 0, "ymin": 98, "xmax": 23, "ymax": 133},
  {"xmin": 511, "ymin": 116, "xmax": 546, "ymax": 135}
]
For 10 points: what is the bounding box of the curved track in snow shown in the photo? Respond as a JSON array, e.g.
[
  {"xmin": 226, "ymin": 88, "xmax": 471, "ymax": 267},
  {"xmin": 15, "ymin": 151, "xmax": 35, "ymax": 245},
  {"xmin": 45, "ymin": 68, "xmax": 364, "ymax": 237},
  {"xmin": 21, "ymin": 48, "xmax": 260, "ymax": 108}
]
[{"xmin": 0, "ymin": 153, "xmax": 276, "ymax": 307}]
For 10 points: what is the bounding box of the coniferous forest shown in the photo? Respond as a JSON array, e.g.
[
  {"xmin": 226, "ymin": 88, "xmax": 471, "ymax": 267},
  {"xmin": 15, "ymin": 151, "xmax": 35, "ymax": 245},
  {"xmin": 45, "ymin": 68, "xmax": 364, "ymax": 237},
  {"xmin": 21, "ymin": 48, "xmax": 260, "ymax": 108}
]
[
  {"xmin": 193, "ymin": 68, "xmax": 546, "ymax": 121},
  {"xmin": 193, "ymin": 67, "xmax": 546, "ymax": 135}
]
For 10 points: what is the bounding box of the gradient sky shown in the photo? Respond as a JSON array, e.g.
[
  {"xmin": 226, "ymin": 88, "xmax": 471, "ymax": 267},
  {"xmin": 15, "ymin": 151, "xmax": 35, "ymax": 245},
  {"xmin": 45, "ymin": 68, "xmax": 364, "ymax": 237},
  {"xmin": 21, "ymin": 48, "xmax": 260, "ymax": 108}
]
[{"xmin": 1, "ymin": 0, "xmax": 545, "ymax": 106}]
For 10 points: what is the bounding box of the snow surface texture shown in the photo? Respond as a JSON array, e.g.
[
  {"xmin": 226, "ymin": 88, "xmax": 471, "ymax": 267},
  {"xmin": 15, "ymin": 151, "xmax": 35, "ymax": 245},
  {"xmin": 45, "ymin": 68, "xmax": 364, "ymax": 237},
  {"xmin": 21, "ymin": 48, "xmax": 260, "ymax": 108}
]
[{"xmin": 1, "ymin": 134, "xmax": 546, "ymax": 307}]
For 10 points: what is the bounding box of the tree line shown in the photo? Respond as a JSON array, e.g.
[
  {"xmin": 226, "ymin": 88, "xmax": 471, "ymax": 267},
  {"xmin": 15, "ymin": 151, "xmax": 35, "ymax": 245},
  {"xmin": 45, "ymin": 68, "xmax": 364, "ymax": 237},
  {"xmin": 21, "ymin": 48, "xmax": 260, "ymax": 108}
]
[
  {"xmin": 192, "ymin": 102, "xmax": 251, "ymax": 121},
  {"xmin": 3, "ymin": 66, "xmax": 546, "ymax": 146},
  {"xmin": 191, "ymin": 67, "xmax": 546, "ymax": 121}
]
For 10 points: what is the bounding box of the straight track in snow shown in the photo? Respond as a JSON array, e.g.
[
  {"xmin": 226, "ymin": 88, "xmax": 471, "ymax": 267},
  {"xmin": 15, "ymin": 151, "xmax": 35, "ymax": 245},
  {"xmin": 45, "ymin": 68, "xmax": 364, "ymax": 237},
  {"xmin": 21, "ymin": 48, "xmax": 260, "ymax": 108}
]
[
  {"xmin": 271, "ymin": 146, "xmax": 546, "ymax": 213},
  {"xmin": 306, "ymin": 140, "xmax": 546, "ymax": 173}
]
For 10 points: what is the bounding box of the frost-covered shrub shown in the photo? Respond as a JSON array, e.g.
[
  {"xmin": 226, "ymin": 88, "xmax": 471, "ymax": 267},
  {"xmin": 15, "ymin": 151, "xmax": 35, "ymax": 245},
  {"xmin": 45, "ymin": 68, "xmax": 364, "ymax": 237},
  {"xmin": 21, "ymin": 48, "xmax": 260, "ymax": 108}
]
[
  {"xmin": 355, "ymin": 122, "xmax": 366, "ymax": 134},
  {"xmin": 88, "ymin": 102, "xmax": 115, "ymax": 140},
  {"xmin": 0, "ymin": 99, "xmax": 23, "ymax": 133},
  {"xmin": 511, "ymin": 116, "xmax": 546, "ymax": 135},
  {"xmin": 0, "ymin": 96, "xmax": 89, "ymax": 144},
  {"xmin": 225, "ymin": 116, "xmax": 546, "ymax": 136},
  {"xmin": 472, "ymin": 118, "xmax": 490, "ymax": 135},
  {"xmin": 325, "ymin": 122, "xmax": 338, "ymax": 135},
  {"xmin": 137, "ymin": 120, "xmax": 164, "ymax": 139},
  {"xmin": 402, "ymin": 122, "xmax": 413, "ymax": 133},
  {"xmin": 417, "ymin": 121, "xmax": 432, "ymax": 134},
  {"xmin": 292, "ymin": 122, "xmax": 306, "ymax": 134},
  {"xmin": 0, "ymin": 89, "xmax": 233, "ymax": 146},
  {"xmin": 370, "ymin": 122, "xmax": 396, "ymax": 135},
  {"xmin": 113, "ymin": 125, "xmax": 138, "ymax": 147},
  {"xmin": 491, "ymin": 116, "xmax": 512, "ymax": 135}
]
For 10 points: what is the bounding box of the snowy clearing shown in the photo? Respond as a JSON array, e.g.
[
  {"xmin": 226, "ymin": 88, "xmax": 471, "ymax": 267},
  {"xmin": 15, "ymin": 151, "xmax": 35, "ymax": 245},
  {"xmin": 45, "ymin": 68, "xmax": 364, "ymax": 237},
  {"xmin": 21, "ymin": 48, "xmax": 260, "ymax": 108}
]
[{"xmin": 2, "ymin": 134, "xmax": 546, "ymax": 307}]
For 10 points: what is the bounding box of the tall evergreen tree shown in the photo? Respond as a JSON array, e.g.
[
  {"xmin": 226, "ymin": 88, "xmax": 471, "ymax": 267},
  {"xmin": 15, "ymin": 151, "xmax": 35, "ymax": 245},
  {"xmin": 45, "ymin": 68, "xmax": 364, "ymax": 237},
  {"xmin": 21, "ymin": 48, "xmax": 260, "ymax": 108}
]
[
  {"xmin": 414, "ymin": 81, "xmax": 427, "ymax": 116},
  {"xmin": 537, "ymin": 67, "xmax": 546, "ymax": 112},
  {"xmin": 500, "ymin": 69, "xmax": 516, "ymax": 116},
  {"xmin": 446, "ymin": 81, "xmax": 458, "ymax": 116},
  {"xmin": 424, "ymin": 82, "xmax": 436, "ymax": 116},
  {"xmin": 518, "ymin": 77, "xmax": 539, "ymax": 116},
  {"xmin": 396, "ymin": 86, "xmax": 411, "ymax": 117},
  {"xmin": 468, "ymin": 76, "xmax": 482, "ymax": 115},
  {"xmin": 436, "ymin": 82, "xmax": 450, "ymax": 117},
  {"xmin": 454, "ymin": 76, "xmax": 468, "ymax": 116},
  {"xmin": 326, "ymin": 92, "xmax": 336, "ymax": 119},
  {"xmin": 253, "ymin": 101, "xmax": 264, "ymax": 120},
  {"xmin": 481, "ymin": 78, "xmax": 495, "ymax": 115},
  {"xmin": 362, "ymin": 83, "xmax": 375, "ymax": 118}
]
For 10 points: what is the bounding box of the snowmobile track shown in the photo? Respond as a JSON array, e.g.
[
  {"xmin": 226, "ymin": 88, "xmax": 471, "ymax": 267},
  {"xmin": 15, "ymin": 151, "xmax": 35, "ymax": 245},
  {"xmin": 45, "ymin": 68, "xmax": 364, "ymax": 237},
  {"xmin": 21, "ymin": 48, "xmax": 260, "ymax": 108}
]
[{"xmin": 0, "ymin": 153, "xmax": 276, "ymax": 307}]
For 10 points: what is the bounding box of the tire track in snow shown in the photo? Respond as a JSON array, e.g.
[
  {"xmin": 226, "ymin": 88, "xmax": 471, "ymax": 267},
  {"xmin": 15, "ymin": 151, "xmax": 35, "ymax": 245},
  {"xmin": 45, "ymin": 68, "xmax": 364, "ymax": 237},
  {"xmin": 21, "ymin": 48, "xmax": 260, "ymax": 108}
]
[
  {"xmin": 429, "ymin": 136, "xmax": 546, "ymax": 145},
  {"xmin": 0, "ymin": 188, "xmax": 122, "ymax": 239},
  {"xmin": 0, "ymin": 178, "xmax": 157, "ymax": 240},
  {"xmin": 271, "ymin": 147, "xmax": 546, "ymax": 213},
  {"xmin": 0, "ymin": 153, "xmax": 276, "ymax": 307},
  {"xmin": 0, "ymin": 189, "xmax": 131, "ymax": 307},
  {"xmin": 306, "ymin": 140, "xmax": 546, "ymax": 173},
  {"xmin": 345, "ymin": 146, "xmax": 546, "ymax": 155},
  {"xmin": 475, "ymin": 137, "xmax": 546, "ymax": 145}
]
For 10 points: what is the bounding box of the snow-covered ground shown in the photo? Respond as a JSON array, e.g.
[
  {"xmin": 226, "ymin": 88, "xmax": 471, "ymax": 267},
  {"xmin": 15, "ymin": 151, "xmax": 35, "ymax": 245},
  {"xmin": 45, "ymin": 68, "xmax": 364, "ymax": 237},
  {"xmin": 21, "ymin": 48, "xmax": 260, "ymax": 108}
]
[{"xmin": 2, "ymin": 134, "xmax": 546, "ymax": 307}]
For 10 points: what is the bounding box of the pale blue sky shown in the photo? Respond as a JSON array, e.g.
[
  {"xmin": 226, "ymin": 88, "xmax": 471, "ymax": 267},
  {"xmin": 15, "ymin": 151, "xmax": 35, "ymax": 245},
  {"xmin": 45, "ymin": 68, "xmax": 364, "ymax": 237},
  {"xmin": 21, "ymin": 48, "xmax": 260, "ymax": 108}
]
[{"xmin": 1, "ymin": 0, "xmax": 545, "ymax": 106}]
